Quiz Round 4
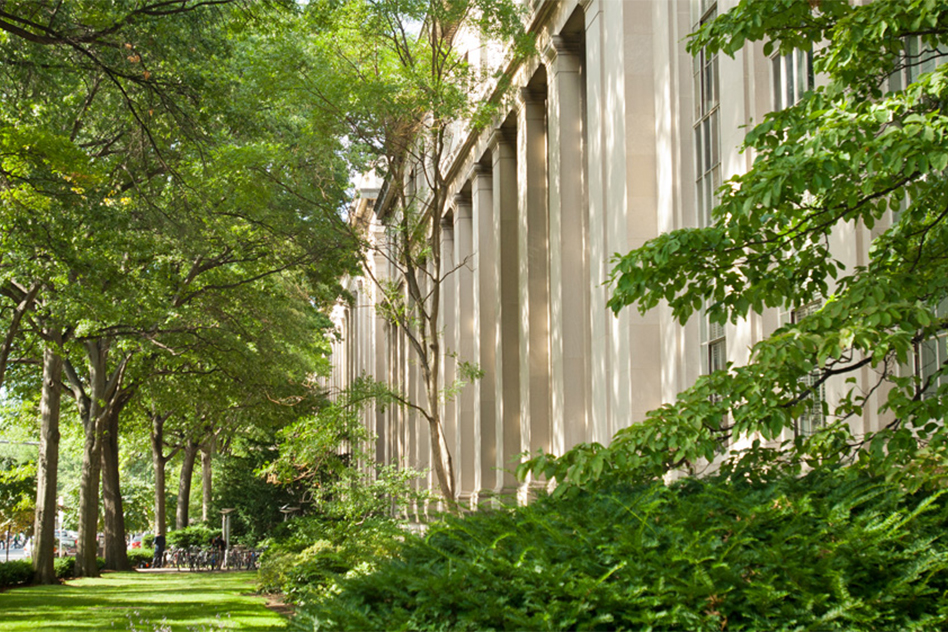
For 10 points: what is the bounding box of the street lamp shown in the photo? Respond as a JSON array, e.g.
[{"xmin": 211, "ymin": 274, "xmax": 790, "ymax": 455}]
[
  {"xmin": 279, "ymin": 505, "xmax": 300, "ymax": 522},
  {"xmin": 219, "ymin": 508, "xmax": 236, "ymax": 570}
]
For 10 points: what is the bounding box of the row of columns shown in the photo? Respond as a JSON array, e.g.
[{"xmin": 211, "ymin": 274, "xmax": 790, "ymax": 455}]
[
  {"xmin": 337, "ymin": 0, "xmax": 664, "ymax": 511},
  {"xmin": 437, "ymin": 35, "xmax": 592, "ymax": 505}
]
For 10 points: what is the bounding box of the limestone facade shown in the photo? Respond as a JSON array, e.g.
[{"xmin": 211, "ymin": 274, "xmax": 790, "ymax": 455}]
[{"xmin": 328, "ymin": 0, "xmax": 898, "ymax": 507}]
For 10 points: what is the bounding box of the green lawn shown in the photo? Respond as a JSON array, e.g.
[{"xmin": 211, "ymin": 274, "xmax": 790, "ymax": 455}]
[{"xmin": 0, "ymin": 571, "xmax": 287, "ymax": 631}]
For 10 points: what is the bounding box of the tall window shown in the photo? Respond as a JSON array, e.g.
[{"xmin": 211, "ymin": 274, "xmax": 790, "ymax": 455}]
[
  {"xmin": 888, "ymin": 35, "xmax": 947, "ymax": 92},
  {"xmin": 791, "ymin": 301, "xmax": 825, "ymax": 436},
  {"xmin": 693, "ymin": 2, "xmax": 720, "ymax": 229},
  {"xmin": 693, "ymin": 1, "xmax": 726, "ymax": 433},
  {"xmin": 702, "ymin": 318, "xmax": 726, "ymax": 376},
  {"xmin": 916, "ymin": 299, "xmax": 948, "ymax": 400},
  {"xmin": 772, "ymin": 48, "xmax": 813, "ymax": 111}
]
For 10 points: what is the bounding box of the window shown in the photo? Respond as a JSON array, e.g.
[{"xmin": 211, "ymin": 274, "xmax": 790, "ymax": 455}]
[
  {"xmin": 791, "ymin": 300, "xmax": 826, "ymax": 436},
  {"xmin": 772, "ymin": 48, "xmax": 813, "ymax": 111},
  {"xmin": 905, "ymin": 36, "xmax": 946, "ymax": 85},
  {"xmin": 700, "ymin": 314, "xmax": 728, "ymax": 448},
  {"xmin": 702, "ymin": 318, "xmax": 726, "ymax": 376},
  {"xmin": 915, "ymin": 299, "xmax": 948, "ymax": 400},
  {"xmin": 693, "ymin": 2, "xmax": 720, "ymax": 229},
  {"xmin": 889, "ymin": 35, "xmax": 947, "ymax": 92}
]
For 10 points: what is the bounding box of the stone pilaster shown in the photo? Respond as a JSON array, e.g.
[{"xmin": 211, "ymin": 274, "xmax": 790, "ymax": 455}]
[
  {"xmin": 545, "ymin": 35, "xmax": 591, "ymax": 455},
  {"xmin": 453, "ymin": 193, "xmax": 476, "ymax": 504},
  {"xmin": 516, "ymin": 86, "xmax": 552, "ymax": 503},
  {"xmin": 489, "ymin": 129, "xmax": 521, "ymax": 496},
  {"xmin": 470, "ymin": 164, "xmax": 497, "ymax": 505},
  {"xmin": 440, "ymin": 214, "xmax": 458, "ymax": 494}
]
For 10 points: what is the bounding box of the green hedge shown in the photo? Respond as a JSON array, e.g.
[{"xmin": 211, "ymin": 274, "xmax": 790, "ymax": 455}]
[
  {"xmin": 295, "ymin": 465, "xmax": 948, "ymax": 631},
  {"xmin": 167, "ymin": 525, "xmax": 218, "ymax": 549},
  {"xmin": 0, "ymin": 560, "xmax": 33, "ymax": 588},
  {"xmin": 53, "ymin": 556, "xmax": 105, "ymax": 579},
  {"xmin": 128, "ymin": 548, "xmax": 155, "ymax": 568},
  {"xmin": 0, "ymin": 556, "xmax": 108, "ymax": 587}
]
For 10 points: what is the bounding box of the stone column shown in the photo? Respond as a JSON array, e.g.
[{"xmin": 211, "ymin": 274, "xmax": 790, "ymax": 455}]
[
  {"xmin": 373, "ymin": 228, "xmax": 390, "ymax": 465},
  {"xmin": 440, "ymin": 215, "xmax": 458, "ymax": 490},
  {"xmin": 516, "ymin": 86, "xmax": 552, "ymax": 500},
  {"xmin": 582, "ymin": 0, "xmax": 626, "ymax": 445},
  {"xmin": 546, "ymin": 36, "xmax": 590, "ymax": 455},
  {"xmin": 454, "ymin": 193, "xmax": 476, "ymax": 504},
  {"xmin": 489, "ymin": 129, "xmax": 521, "ymax": 496},
  {"xmin": 470, "ymin": 164, "xmax": 497, "ymax": 503}
]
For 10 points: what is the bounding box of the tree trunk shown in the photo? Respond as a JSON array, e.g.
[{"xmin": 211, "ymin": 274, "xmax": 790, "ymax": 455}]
[
  {"xmin": 32, "ymin": 342, "xmax": 62, "ymax": 584},
  {"xmin": 73, "ymin": 341, "xmax": 109, "ymax": 577},
  {"xmin": 201, "ymin": 435, "xmax": 215, "ymax": 523},
  {"xmin": 101, "ymin": 407, "xmax": 130, "ymax": 571},
  {"xmin": 426, "ymin": 351, "xmax": 456, "ymax": 505},
  {"xmin": 176, "ymin": 440, "xmax": 199, "ymax": 529},
  {"xmin": 151, "ymin": 412, "xmax": 175, "ymax": 538}
]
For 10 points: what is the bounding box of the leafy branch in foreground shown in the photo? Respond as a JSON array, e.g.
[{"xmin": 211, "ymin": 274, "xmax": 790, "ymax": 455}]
[{"xmin": 524, "ymin": 0, "xmax": 948, "ymax": 490}]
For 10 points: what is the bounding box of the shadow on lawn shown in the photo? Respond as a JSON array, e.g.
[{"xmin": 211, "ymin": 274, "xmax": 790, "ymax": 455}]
[{"xmin": 0, "ymin": 571, "xmax": 286, "ymax": 631}]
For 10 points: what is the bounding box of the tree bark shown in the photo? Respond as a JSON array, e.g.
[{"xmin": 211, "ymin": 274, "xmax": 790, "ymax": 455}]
[
  {"xmin": 176, "ymin": 439, "xmax": 199, "ymax": 529},
  {"xmin": 67, "ymin": 340, "xmax": 132, "ymax": 577},
  {"xmin": 150, "ymin": 412, "xmax": 177, "ymax": 537},
  {"xmin": 32, "ymin": 341, "xmax": 62, "ymax": 584},
  {"xmin": 0, "ymin": 280, "xmax": 40, "ymax": 390},
  {"xmin": 200, "ymin": 434, "xmax": 215, "ymax": 523},
  {"xmin": 72, "ymin": 341, "xmax": 109, "ymax": 578},
  {"xmin": 101, "ymin": 404, "xmax": 131, "ymax": 571}
]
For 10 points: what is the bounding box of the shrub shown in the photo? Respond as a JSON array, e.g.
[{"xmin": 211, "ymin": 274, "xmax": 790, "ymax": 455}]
[
  {"xmin": 258, "ymin": 515, "xmax": 402, "ymax": 606},
  {"xmin": 295, "ymin": 465, "xmax": 948, "ymax": 631},
  {"xmin": 53, "ymin": 556, "xmax": 105, "ymax": 579},
  {"xmin": 0, "ymin": 559, "xmax": 33, "ymax": 588},
  {"xmin": 127, "ymin": 548, "xmax": 155, "ymax": 568},
  {"xmin": 167, "ymin": 525, "xmax": 218, "ymax": 549}
]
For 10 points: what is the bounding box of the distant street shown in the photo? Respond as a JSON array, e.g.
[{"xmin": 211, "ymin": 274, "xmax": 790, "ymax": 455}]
[{"xmin": 2, "ymin": 545, "xmax": 30, "ymax": 562}]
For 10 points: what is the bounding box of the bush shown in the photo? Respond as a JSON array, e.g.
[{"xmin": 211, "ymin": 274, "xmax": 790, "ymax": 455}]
[
  {"xmin": 127, "ymin": 548, "xmax": 155, "ymax": 568},
  {"xmin": 167, "ymin": 525, "xmax": 218, "ymax": 549},
  {"xmin": 53, "ymin": 556, "xmax": 105, "ymax": 579},
  {"xmin": 295, "ymin": 465, "xmax": 948, "ymax": 631},
  {"xmin": 258, "ymin": 515, "xmax": 402, "ymax": 606},
  {"xmin": 0, "ymin": 559, "xmax": 33, "ymax": 588}
]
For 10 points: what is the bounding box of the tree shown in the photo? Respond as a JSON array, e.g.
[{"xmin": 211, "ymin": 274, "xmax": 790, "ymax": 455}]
[
  {"xmin": 0, "ymin": 458, "xmax": 36, "ymax": 536},
  {"xmin": 525, "ymin": 0, "xmax": 948, "ymax": 488},
  {"xmin": 2, "ymin": 0, "xmax": 359, "ymax": 578},
  {"xmin": 300, "ymin": 0, "xmax": 532, "ymax": 504}
]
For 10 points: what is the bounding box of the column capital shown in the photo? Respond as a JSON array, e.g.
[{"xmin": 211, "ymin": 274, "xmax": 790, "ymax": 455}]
[
  {"xmin": 440, "ymin": 208, "xmax": 455, "ymax": 230},
  {"xmin": 515, "ymin": 86, "xmax": 546, "ymax": 112},
  {"xmin": 543, "ymin": 35, "xmax": 582, "ymax": 72},
  {"xmin": 453, "ymin": 191, "xmax": 472, "ymax": 207},
  {"xmin": 487, "ymin": 129, "xmax": 515, "ymax": 153},
  {"xmin": 469, "ymin": 163, "xmax": 492, "ymax": 181}
]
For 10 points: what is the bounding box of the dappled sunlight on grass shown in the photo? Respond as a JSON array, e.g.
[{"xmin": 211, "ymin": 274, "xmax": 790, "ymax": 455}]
[{"xmin": 0, "ymin": 571, "xmax": 285, "ymax": 631}]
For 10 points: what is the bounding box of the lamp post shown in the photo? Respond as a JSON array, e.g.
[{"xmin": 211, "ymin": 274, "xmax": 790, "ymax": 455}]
[
  {"xmin": 220, "ymin": 508, "xmax": 236, "ymax": 549},
  {"xmin": 220, "ymin": 508, "xmax": 236, "ymax": 570},
  {"xmin": 279, "ymin": 505, "xmax": 300, "ymax": 522}
]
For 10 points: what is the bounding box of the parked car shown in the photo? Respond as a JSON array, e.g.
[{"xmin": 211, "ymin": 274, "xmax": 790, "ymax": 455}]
[{"xmin": 54, "ymin": 530, "xmax": 78, "ymax": 549}]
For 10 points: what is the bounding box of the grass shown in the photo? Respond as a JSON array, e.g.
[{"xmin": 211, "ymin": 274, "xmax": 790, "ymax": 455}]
[{"xmin": 0, "ymin": 571, "xmax": 287, "ymax": 631}]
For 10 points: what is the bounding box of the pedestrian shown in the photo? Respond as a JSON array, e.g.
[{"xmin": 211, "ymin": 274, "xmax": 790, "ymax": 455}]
[{"xmin": 153, "ymin": 532, "xmax": 166, "ymax": 568}]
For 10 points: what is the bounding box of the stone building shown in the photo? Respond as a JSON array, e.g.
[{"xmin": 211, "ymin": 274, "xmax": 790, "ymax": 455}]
[{"xmin": 327, "ymin": 0, "xmax": 905, "ymax": 507}]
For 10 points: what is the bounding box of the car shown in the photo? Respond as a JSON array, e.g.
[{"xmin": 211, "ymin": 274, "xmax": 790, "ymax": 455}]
[{"xmin": 54, "ymin": 530, "xmax": 78, "ymax": 549}]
